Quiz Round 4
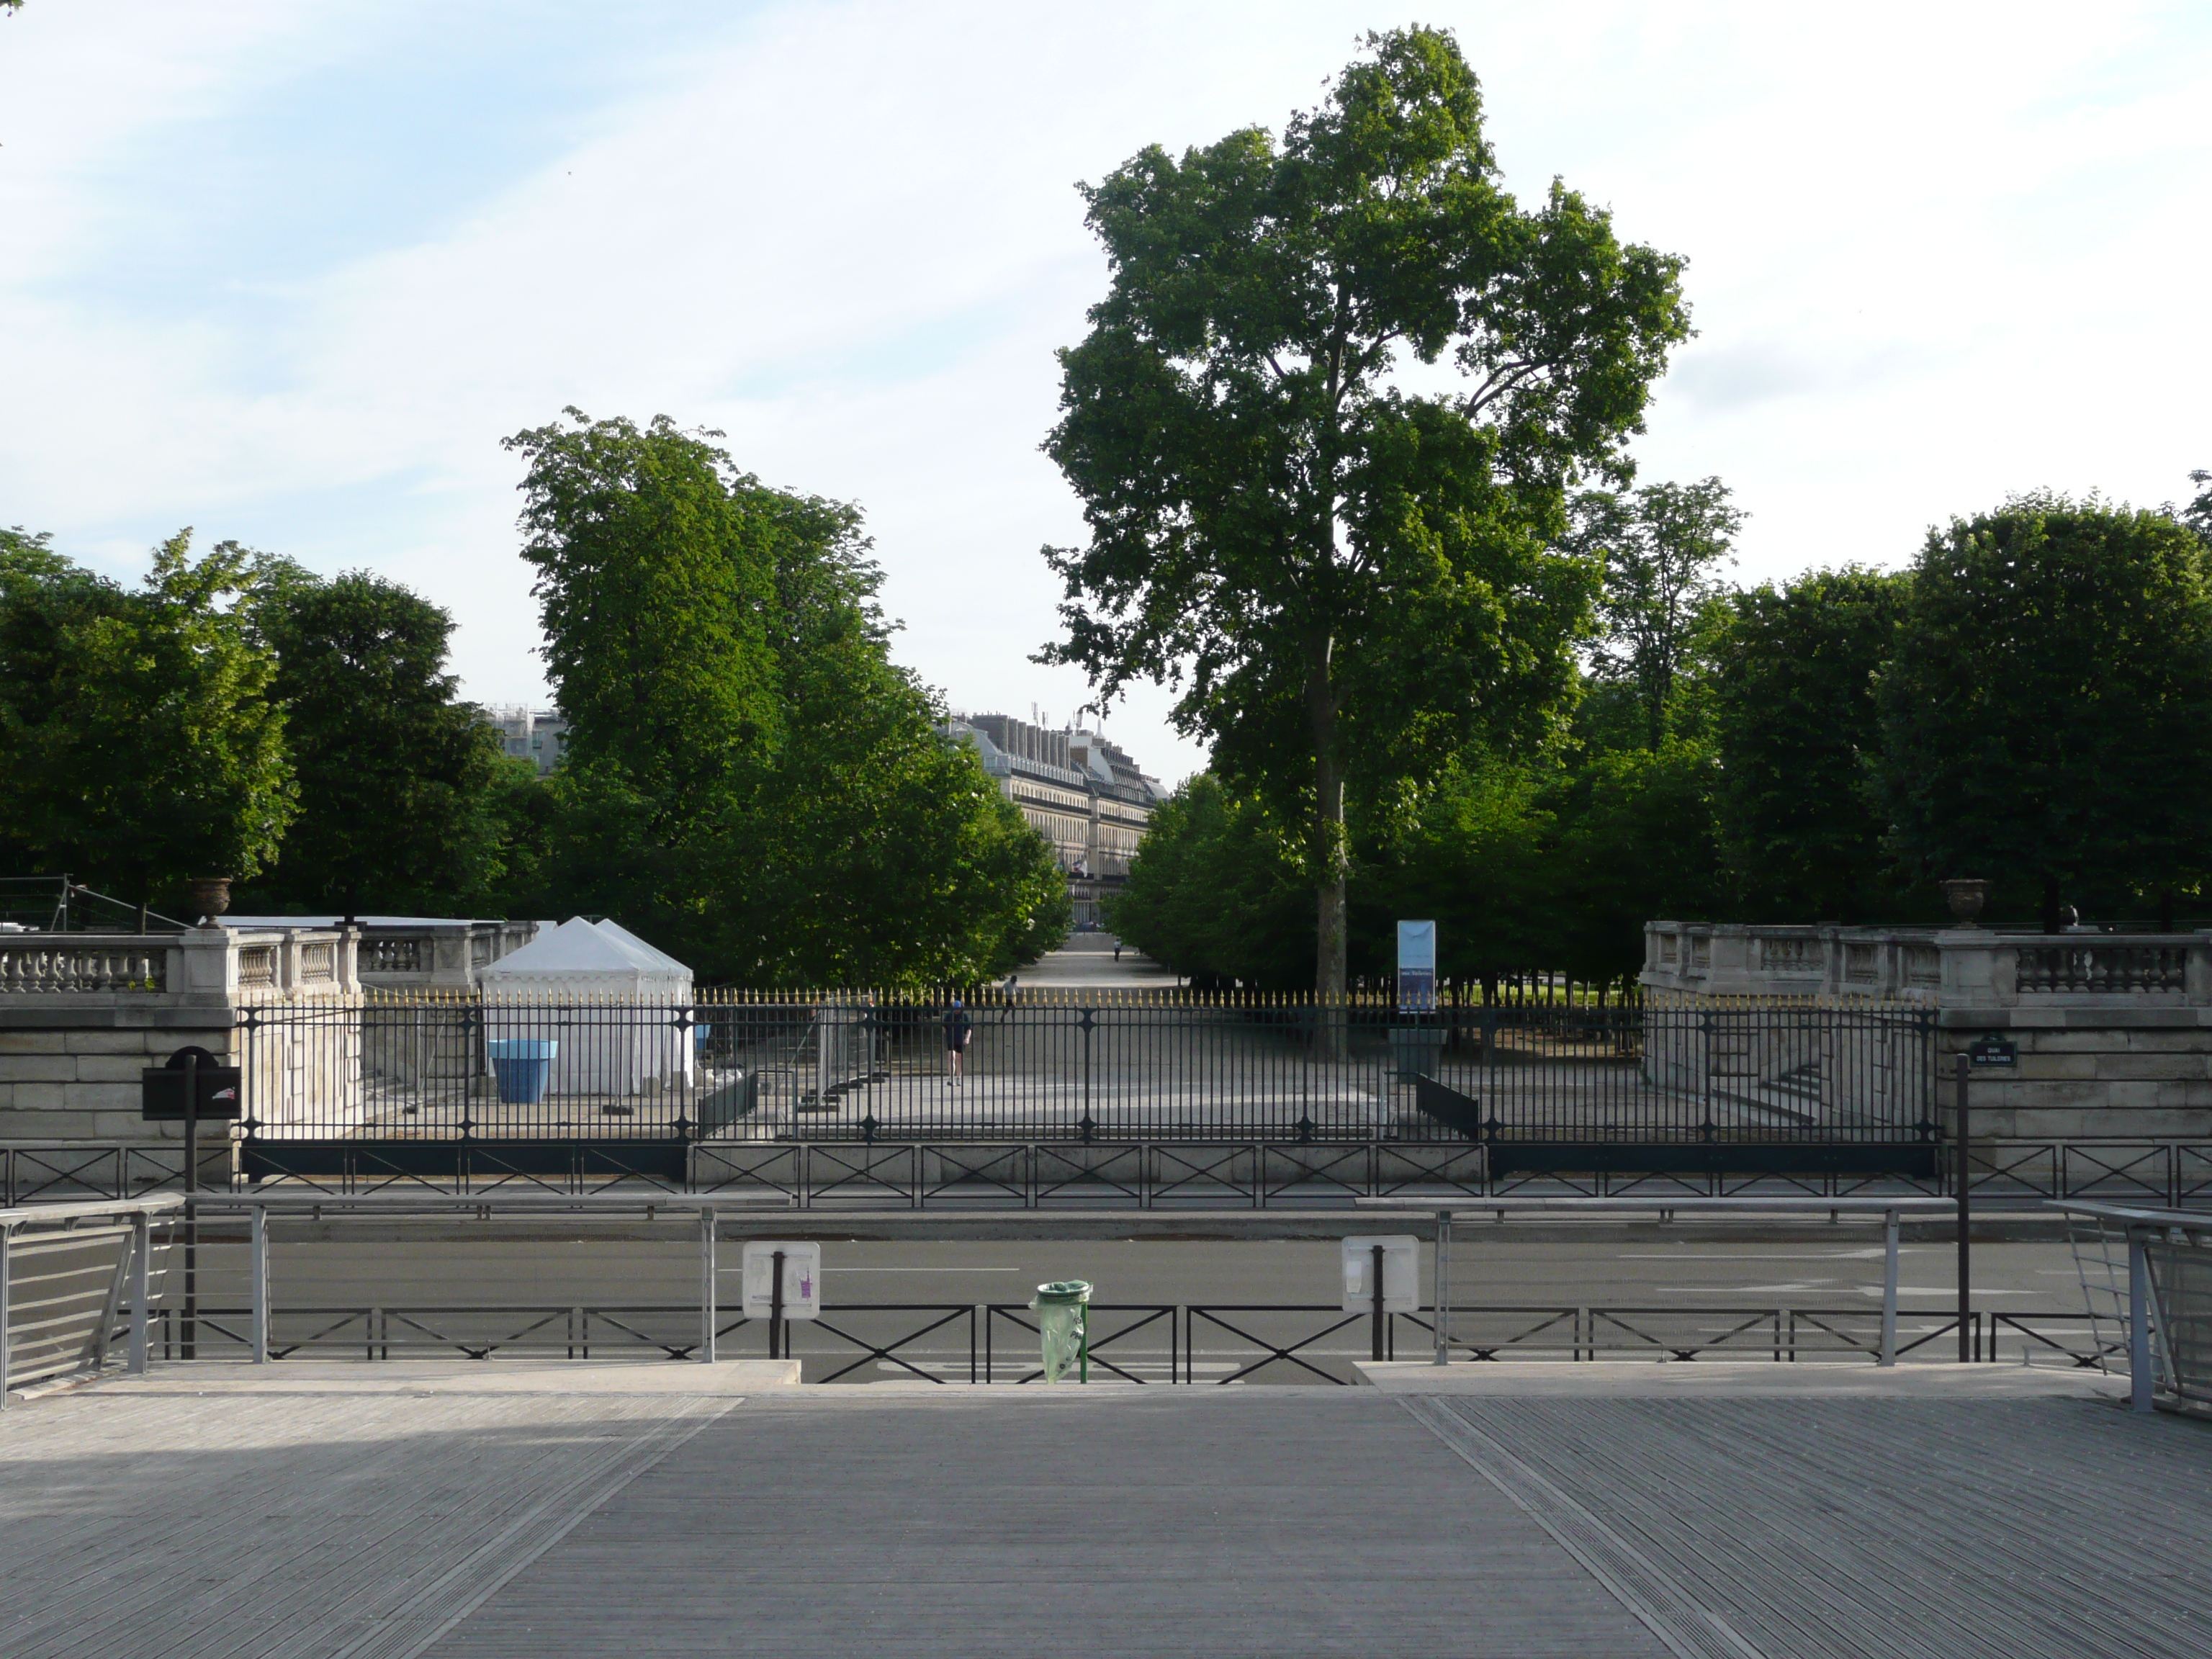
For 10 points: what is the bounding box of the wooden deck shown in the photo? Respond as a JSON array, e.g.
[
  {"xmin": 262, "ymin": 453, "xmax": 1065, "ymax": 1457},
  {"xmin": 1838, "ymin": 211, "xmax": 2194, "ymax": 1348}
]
[{"xmin": 3, "ymin": 1367, "xmax": 2211, "ymax": 1656}]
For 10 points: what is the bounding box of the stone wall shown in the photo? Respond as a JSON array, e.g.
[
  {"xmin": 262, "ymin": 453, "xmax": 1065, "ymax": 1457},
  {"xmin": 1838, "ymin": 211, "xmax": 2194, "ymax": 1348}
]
[
  {"xmin": 1644, "ymin": 921, "xmax": 2212, "ymax": 1139},
  {"xmin": 0, "ymin": 927, "xmax": 361, "ymax": 1152}
]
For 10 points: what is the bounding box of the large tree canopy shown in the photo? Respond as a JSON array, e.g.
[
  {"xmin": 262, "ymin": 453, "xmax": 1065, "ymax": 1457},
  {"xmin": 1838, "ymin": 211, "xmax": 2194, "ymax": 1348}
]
[
  {"xmin": 1040, "ymin": 27, "xmax": 1690, "ymax": 1025},
  {"xmin": 1877, "ymin": 495, "xmax": 2212, "ymax": 923},
  {"xmin": 1710, "ymin": 566, "xmax": 1910, "ymax": 922},
  {"xmin": 253, "ymin": 568, "xmax": 508, "ymax": 919},
  {"xmin": 0, "ymin": 531, "xmax": 295, "ymax": 910},
  {"xmin": 505, "ymin": 409, "xmax": 1067, "ymax": 984},
  {"xmin": 1575, "ymin": 477, "xmax": 1740, "ymax": 750}
]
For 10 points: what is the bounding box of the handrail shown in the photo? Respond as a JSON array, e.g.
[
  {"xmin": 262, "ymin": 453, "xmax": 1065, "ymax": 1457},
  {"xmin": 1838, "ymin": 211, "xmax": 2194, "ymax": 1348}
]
[
  {"xmin": 0, "ymin": 1194, "xmax": 186, "ymax": 1229},
  {"xmin": 1, "ymin": 1194, "xmax": 181, "ymax": 1407},
  {"xmin": 2049, "ymin": 1199, "xmax": 2212, "ymax": 1415},
  {"xmin": 1357, "ymin": 1195, "xmax": 1955, "ymax": 1214},
  {"xmin": 1359, "ymin": 1194, "xmax": 1954, "ymax": 1370}
]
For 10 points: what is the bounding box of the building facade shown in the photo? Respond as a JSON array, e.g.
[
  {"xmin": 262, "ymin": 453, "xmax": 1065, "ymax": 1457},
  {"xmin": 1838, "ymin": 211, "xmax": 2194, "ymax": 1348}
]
[
  {"xmin": 946, "ymin": 714, "xmax": 1163, "ymax": 927},
  {"xmin": 485, "ymin": 706, "xmax": 570, "ymax": 776}
]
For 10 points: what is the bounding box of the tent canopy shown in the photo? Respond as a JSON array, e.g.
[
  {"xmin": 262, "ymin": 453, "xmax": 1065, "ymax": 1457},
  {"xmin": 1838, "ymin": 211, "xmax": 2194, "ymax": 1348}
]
[{"xmin": 478, "ymin": 917, "xmax": 692, "ymax": 997}]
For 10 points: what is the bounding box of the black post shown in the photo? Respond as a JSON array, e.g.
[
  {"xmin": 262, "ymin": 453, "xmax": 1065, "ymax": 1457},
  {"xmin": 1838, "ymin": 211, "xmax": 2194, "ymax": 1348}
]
[
  {"xmin": 1370, "ymin": 1243, "xmax": 1385, "ymax": 1363},
  {"xmin": 1956, "ymin": 1051, "xmax": 1971, "ymax": 1364},
  {"xmin": 183, "ymin": 1051, "xmax": 199, "ymax": 1362},
  {"xmin": 770, "ymin": 1248, "xmax": 786, "ymax": 1361}
]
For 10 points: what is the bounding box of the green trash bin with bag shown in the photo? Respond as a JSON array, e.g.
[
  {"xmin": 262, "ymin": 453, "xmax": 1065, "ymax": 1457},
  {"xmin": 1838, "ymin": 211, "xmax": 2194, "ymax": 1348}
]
[{"xmin": 1030, "ymin": 1280, "xmax": 1092, "ymax": 1382}]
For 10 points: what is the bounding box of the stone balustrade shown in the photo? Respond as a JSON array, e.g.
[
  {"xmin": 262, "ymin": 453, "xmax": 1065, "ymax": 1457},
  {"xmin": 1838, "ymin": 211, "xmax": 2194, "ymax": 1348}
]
[
  {"xmin": 1643, "ymin": 920, "xmax": 2212, "ymax": 1141},
  {"xmin": 0, "ymin": 926, "xmax": 361, "ymax": 1146}
]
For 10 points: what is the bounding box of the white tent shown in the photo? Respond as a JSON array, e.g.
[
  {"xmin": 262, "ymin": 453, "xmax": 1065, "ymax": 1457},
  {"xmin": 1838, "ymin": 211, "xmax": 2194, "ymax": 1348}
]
[{"xmin": 478, "ymin": 918, "xmax": 694, "ymax": 1095}]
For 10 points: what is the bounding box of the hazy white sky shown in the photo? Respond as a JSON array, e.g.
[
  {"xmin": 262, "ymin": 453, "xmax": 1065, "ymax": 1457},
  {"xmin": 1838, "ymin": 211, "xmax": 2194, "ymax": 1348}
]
[{"xmin": 3, "ymin": 1, "xmax": 2207, "ymax": 788}]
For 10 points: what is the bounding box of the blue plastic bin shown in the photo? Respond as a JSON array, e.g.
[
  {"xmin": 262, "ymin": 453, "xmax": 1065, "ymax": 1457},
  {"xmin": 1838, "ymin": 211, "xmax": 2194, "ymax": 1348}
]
[{"xmin": 487, "ymin": 1038, "xmax": 557, "ymax": 1105}]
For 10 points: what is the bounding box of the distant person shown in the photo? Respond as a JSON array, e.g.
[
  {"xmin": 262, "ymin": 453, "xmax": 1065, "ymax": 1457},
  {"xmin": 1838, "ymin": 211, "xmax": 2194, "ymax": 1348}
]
[
  {"xmin": 943, "ymin": 998, "xmax": 972, "ymax": 1087},
  {"xmin": 1113, "ymin": 940, "xmax": 1122, "ymax": 962},
  {"xmin": 1000, "ymin": 971, "xmax": 1020, "ymax": 1023}
]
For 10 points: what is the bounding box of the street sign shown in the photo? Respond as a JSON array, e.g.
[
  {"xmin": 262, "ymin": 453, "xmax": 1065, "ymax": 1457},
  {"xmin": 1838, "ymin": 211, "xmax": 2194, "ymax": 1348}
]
[
  {"xmin": 1340, "ymin": 1235, "xmax": 1421, "ymax": 1313},
  {"xmin": 141, "ymin": 1046, "xmax": 242, "ymax": 1120},
  {"xmin": 1396, "ymin": 920, "xmax": 1437, "ymax": 1015},
  {"xmin": 1968, "ymin": 1036, "xmax": 2018, "ymax": 1069},
  {"xmin": 740, "ymin": 1240, "xmax": 822, "ymax": 1321}
]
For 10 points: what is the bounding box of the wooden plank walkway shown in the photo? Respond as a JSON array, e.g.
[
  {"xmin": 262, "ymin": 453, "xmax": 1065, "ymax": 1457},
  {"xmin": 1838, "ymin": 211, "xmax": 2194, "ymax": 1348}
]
[{"xmin": 4, "ymin": 1373, "xmax": 2212, "ymax": 1656}]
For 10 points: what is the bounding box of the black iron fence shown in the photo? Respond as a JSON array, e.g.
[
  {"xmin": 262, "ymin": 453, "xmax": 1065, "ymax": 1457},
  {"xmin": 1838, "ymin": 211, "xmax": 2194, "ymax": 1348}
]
[{"xmin": 229, "ymin": 992, "xmax": 1938, "ymax": 1169}]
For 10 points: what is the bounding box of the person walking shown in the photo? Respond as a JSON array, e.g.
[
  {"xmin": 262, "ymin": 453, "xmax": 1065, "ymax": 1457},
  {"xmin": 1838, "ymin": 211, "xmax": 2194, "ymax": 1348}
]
[{"xmin": 943, "ymin": 997, "xmax": 972, "ymax": 1087}]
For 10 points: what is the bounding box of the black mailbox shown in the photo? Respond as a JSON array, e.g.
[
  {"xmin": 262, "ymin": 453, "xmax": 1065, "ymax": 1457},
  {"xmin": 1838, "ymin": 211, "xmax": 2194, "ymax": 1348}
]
[{"xmin": 141, "ymin": 1045, "xmax": 243, "ymax": 1120}]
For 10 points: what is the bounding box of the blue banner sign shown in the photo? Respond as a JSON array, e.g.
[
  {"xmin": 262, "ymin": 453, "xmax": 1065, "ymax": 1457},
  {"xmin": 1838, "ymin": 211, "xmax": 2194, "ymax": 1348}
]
[{"xmin": 1397, "ymin": 920, "xmax": 1437, "ymax": 1015}]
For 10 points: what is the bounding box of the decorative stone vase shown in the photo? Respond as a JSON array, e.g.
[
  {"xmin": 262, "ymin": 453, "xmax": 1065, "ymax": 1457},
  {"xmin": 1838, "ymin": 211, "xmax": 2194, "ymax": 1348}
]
[
  {"xmin": 1940, "ymin": 878, "xmax": 1987, "ymax": 929},
  {"xmin": 187, "ymin": 876, "xmax": 233, "ymax": 928}
]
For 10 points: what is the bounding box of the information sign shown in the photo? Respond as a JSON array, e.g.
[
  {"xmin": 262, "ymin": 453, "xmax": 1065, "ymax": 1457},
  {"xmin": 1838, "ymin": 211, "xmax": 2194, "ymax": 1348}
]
[
  {"xmin": 1968, "ymin": 1036, "xmax": 2018, "ymax": 1069},
  {"xmin": 1396, "ymin": 920, "xmax": 1437, "ymax": 1015},
  {"xmin": 740, "ymin": 1240, "xmax": 822, "ymax": 1321}
]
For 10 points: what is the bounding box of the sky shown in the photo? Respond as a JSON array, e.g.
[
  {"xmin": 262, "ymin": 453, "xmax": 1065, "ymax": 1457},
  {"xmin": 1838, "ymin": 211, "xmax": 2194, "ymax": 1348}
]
[{"xmin": 2, "ymin": 1, "xmax": 2208, "ymax": 789}]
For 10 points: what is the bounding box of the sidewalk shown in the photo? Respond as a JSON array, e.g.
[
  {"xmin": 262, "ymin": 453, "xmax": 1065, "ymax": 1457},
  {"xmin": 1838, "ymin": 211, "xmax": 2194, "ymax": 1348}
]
[{"xmin": 2, "ymin": 1359, "xmax": 2206, "ymax": 1657}]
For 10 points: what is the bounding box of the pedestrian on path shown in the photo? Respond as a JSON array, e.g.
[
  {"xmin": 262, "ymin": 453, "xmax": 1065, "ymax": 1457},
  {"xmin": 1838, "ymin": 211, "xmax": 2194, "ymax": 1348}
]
[
  {"xmin": 943, "ymin": 997, "xmax": 971, "ymax": 1086},
  {"xmin": 999, "ymin": 971, "xmax": 1020, "ymax": 1023}
]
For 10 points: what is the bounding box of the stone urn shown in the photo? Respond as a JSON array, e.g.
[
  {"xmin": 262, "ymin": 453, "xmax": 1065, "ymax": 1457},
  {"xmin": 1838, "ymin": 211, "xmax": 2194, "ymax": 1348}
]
[
  {"xmin": 1940, "ymin": 878, "xmax": 1987, "ymax": 929},
  {"xmin": 186, "ymin": 876, "xmax": 233, "ymax": 927}
]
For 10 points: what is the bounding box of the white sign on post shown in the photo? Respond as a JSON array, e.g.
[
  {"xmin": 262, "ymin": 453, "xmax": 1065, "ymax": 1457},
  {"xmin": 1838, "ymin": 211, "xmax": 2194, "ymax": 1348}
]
[
  {"xmin": 740, "ymin": 1240, "xmax": 822, "ymax": 1321},
  {"xmin": 1339, "ymin": 1235, "xmax": 1421, "ymax": 1313}
]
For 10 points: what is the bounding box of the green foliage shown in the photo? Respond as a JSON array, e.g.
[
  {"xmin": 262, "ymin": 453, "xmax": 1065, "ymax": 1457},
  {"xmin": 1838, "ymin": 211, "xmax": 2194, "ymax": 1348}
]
[
  {"xmin": 1876, "ymin": 495, "xmax": 2212, "ymax": 914},
  {"xmin": 1122, "ymin": 747, "xmax": 1720, "ymax": 992},
  {"xmin": 1709, "ymin": 567, "xmax": 1912, "ymax": 921},
  {"xmin": 0, "ymin": 531, "xmax": 295, "ymax": 902},
  {"xmin": 1575, "ymin": 477, "xmax": 1741, "ymax": 750},
  {"xmin": 1041, "ymin": 25, "xmax": 1690, "ymax": 996},
  {"xmin": 2177, "ymin": 469, "xmax": 2211, "ymax": 546},
  {"xmin": 508, "ymin": 408, "xmax": 1069, "ymax": 984},
  {"xmin": 253, "ymin": 570, "xmax": 508, "ymax": 917},
  {"xmin": 1106, "ymin": 777, "xmax": 1312, "ymax": 988}
]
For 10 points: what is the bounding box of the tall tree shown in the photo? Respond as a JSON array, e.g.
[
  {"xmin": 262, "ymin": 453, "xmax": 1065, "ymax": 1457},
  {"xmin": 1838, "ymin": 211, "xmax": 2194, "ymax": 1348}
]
[
  {"xmin": 1040, "ymin": 27, "xmax": 1690, "ymax": 1033},
  {"xmin": 1576, "ymin": 477, "xmax": 1741, "ymax": 750},
  {"xmin": 0, "ymin": 531, "xmax": 295, "ymax": 915},
  {"xmin": 1877, "ymin": 495, "xmax": 2212, "ymax": 925},
  {"xmin": 1709, "ymin": 566, "xmax": 1910, "ymax": 920},
  {"xmin": 506, "ymin": 408, "xmax": 1068, "ymax": 984},
  {"xmin": 255, "ymin": 570, "xmax": 508, "ymax": 919}
]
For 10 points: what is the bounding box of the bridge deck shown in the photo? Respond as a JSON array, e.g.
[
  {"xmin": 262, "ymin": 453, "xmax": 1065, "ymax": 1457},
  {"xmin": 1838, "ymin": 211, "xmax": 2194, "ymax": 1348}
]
[{"xmin": 1, "ymin": 1363, "xmax": 2206, "ymax": 1658}]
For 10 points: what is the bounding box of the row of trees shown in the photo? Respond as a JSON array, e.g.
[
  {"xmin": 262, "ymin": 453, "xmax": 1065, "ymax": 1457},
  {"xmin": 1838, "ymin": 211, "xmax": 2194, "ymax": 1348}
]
[
  {"xmin": 1038, "ymin": 26, "xmax": 2212, "ymax": 998},
  {"xmin": 1109, "ymin": 487, "xmax": 2212, "ymax": 990},
  {"xmin": 0, "ymin": 414, "xmax": 1069, "ymax": 982}
]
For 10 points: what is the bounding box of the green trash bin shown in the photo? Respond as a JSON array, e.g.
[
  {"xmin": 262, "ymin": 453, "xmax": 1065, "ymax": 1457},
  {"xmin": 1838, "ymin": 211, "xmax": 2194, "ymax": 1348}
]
[{"xmin": 1030, "ymin": 1280, "xmax": 1092, "ymax": 1383}]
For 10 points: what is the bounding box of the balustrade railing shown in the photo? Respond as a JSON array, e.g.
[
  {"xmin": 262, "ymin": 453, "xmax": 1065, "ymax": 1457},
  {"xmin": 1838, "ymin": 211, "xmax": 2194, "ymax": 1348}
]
[
  {"xmin": 2015, "ymin": 944, "xmax": 2188, "ymax": 995},
  {"xmin": 0, "ymin": 943, "xmax": 168, "ymax": 994}
]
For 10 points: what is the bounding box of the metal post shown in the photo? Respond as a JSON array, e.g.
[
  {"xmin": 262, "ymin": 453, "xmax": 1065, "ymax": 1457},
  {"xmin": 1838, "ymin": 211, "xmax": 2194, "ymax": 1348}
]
[
  {"xmin": 250, "ymin": 1203, "xmax": 269, "ymax": 1364},
  {"xmin": 770, "ymin": 1248, "xmax": 786, "ymax": 1362},
  {"xmin": 1434, "ymin": 1210, "xmax": 1452, "ymax": 1366},
  {"xmin": 2128, "ymin": 1228, "xmax": 2155, "ymax": 1413},
  {"xmin": 1370, "ymin": 1243, "xmax": 1385, "ymax": 1363},
  {"xmin": 698, "ymin": 1208, "xmax": 716, "ymax": 1364},
  {"xmin": 1955, "ymin": 1052, "xmax": 1971, "ymax": 1364},
  {"xmin": 127, "ymin": 1210, "xmax": 150, "ymax": 1375},
  {"xmin": 1879, "ymin": 1207, "xmax": 1899, "ymax": 1367},
  {"xmin": 183, "ymin": 1051, "xmax": 199, "ymax": 1362},
  {"xmin": 0, "ymin": 1223, "xmax": 12, "ymax": 1411}
]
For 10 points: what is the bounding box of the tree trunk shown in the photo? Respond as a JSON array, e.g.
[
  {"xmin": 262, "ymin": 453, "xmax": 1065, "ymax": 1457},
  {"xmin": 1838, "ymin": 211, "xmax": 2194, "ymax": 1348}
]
[
  {"xmin": 1308, "ymin": 634, "xmax": 1347, "ymax": 1061},
  {"xmin": 2041, "ymin": 875, "xmax": 2062, "ymax": 936}
]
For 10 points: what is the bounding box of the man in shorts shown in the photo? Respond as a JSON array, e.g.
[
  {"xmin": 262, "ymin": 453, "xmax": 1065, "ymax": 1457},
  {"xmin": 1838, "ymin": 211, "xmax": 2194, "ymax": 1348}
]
[{"xmin": 943, "ymin": 997, "xmax": 972, "ymax": 1087}]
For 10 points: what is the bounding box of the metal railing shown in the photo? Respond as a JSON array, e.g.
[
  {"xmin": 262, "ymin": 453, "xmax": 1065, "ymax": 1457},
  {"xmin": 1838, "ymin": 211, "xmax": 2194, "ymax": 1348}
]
[
  {"xmin": 24, "ymin": 1134, "xmax": 2212, "ymax": 1206},
  {"xmin": 128, "ymin": 1295, "xmax": 2110, "ymax": 1382},
  {"xmin": 1, "ymin": 1195, "xmax": 181, "ymax": 1406},
  {"xmin": 218, "ymin": 994, "xmax": 1938, "ymax": 1171},
  {"xmin": 2059, "ymin": 1200, "xmax": 2212, "ymax": 1414}
]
